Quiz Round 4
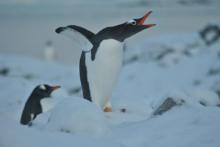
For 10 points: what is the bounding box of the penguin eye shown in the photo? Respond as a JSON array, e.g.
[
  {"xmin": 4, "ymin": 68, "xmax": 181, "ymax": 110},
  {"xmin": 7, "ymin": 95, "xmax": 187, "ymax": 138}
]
[{"xmin": 127, "ymin": 19, "xmax": 137, "ymax": 25}]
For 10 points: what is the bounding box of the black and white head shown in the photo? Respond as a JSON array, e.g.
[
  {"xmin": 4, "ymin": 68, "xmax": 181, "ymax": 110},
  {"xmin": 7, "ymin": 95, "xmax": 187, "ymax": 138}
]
[
  {"xmin": 55, "ymin": 11, "xmax": 155, "ymax": 53},
  {"xmin": 97, "ymin": 11, "xmax": 156, "ymax": 42},
  {"xmin": 31, "ymin": 84, "xmax": 61, "ymax": 99}
]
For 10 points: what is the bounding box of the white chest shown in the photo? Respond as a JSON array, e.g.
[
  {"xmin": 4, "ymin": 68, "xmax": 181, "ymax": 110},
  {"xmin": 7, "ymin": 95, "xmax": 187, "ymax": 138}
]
[
  {"xmin": 85, "ymin": 39, "xmax": 123, "ymax": 108},
  {"xmin": 40, "ymin": 98, "xmax": 55, "ymax": 113},
  {"xmin": 93, "ymin": 39, "xmax": 123, "ymax": 64}
]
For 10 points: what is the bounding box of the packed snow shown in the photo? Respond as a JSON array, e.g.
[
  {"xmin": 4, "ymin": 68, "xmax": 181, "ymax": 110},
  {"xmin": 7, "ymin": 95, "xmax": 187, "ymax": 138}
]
[{"xmin": 47, "ymin": 97, "xmax": 109, "ymax": 137}]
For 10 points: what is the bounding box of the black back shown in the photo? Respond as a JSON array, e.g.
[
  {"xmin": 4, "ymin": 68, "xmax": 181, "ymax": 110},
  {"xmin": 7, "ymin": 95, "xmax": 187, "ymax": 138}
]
[{"xmin": 20, "ymin": 98, "xmax": 42, "ymax": 125}]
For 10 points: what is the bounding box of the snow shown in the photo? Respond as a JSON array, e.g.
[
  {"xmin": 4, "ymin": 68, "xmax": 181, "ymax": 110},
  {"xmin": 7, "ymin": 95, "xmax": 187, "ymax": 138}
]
[
  {"xmin": 47, "ymin": 97, "xmax": 109, "ymax": 137},
  {"xmin": 1, "ymin": 12, "xmax": 220, "ymax": 147},
  {"xmin": 0, "ymin": 116, "xmax": 120, "ymax": 147},
  {"xmin": 109, "ymin": 106, "xmax": 220, "ymax": 147}
]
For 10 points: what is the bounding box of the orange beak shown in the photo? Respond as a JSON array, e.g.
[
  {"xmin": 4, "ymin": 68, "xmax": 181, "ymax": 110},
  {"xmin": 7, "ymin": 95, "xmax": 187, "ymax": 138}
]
[
  {"xmin": 51, "ymin": 85, "xmax": 61, "ymax": 91},
  {"xmin": 137, "ymin": 11, "xmax": 156, "ymax": 28}
]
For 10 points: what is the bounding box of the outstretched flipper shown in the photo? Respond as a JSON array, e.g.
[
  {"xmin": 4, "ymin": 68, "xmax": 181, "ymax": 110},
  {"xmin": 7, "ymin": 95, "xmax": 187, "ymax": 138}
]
[{"xmin": 55, "ymin": 25, "xmax": 95, "ymax": 52}]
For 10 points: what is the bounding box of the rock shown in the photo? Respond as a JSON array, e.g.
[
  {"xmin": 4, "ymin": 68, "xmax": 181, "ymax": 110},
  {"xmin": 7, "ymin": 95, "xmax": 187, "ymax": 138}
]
[
  {"xmin": 153, "ymin": 97, "xmax": 184, "ymax": 116},
  {"xmin": 23, "ymin": 74, "xmax": 35, "ymax": 80},
  {"xmin": 120, "ymin": 108, "xmax": 127, "ymax": 113},
  {"xmin": 193, "ymin": 80, "xmax": 202, "ymax": 86},
  {"xmin": 215, "ymin": 90, "xmax": 220, "ymax": 99},
  {"xmin": 0, "ymin": 67, "xmax": 9, "ymax": 76},
  {"xmin": 124, "ymin": 55, "xmax": 139, "ymax": 65},
  {"xmin": 199, "ymin": 101, "xmax": 207, "ymax": 106},
  {"xmin": 207, "ymin": 68, "xmax": 220, "ymax": 76},
  {"xmin": 199, "ymin": 24, "xmax": 220, "ymax": 46},
  {"xmin": 154, "ymin": 48, "xmax": 174, "ymax": 61},
  {"xmin": 68, "ymin": 87, "xmax": 81, "ymax": 95}
]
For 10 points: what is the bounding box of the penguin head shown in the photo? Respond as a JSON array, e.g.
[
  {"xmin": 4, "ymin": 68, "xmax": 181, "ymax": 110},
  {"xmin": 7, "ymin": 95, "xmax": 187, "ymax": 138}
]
[
  {"xmin": 98, "ymin": 11, "xmax": 156, "ymax": 42},
  {"xmin": 31, "ymin": 84, "xmax": 61, "ymax": 99}
]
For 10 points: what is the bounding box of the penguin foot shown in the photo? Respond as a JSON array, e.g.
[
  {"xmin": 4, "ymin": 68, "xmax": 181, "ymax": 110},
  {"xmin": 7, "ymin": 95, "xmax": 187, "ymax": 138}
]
[
  {"xmin": 103, "ymin": 107, "xmax": 112, "ymax": 112},
  {"xmin": 28, "ymin": 122, "xmax": 33, "ymax": 127}
]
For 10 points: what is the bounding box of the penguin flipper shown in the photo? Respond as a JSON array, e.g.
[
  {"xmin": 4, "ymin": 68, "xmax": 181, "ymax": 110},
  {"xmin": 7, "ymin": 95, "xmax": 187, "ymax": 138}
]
[
  {"xmin": 20, "ymin": 101, "xmax": 36, "ymax": 125},
  {"xmin": 55, "ymin": 25, "xmax": 94, "ymax": 52},
  {"xmin": 20, "ymin": 106, "xmax": 31, "ymax": 125}
]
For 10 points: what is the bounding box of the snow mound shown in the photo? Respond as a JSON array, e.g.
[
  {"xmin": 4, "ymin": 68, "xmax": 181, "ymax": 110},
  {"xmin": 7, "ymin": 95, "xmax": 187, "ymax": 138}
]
[
  {"xmin": 186, "ymin": 88, "xmax": 220, "ymax": 106},
  {"xmin": 161, "ymin": 89, "xmax": 220, "ymax": 108},
  {"xmin": 47, "ymin": 97, "xmax": 109, "ymax": 137},
  {"xmin": 110, "ymin": 106, "xmax": 220, "ymax": 147},
  {"xmin": 0, "ymin": 116, "xmax": 120, "ymax": 147},
  {"xmin": 105, "ymin": 96, "xmax": 153, "ymax": 126}
]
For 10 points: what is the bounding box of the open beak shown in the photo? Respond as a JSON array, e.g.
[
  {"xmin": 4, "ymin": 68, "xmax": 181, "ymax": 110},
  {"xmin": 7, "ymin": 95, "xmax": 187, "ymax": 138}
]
[
  {"xmin": 137, "ymin": 11, "xmax": 156, "ymax": 29},
  {"xmin": 51, "ymin": 85, "xmax": 61, "ymax": 91}
]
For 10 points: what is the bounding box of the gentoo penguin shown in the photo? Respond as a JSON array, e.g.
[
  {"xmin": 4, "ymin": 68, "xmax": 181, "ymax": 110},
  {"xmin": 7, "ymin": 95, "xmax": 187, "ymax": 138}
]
[
  {"xmin": 20, "ymin": 84, "xmax": 60, "ymax": 125},
  {"xmin": 55, "ymin": 11, "xmax": 155, "ymax": 112}
]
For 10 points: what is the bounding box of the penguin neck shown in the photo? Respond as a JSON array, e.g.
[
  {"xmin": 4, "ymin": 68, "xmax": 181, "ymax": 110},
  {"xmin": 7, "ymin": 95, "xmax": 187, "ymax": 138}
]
[
  {"xmin": 90, "ymin": 26, "xmax": 125, "ymax": 60},
  {"xmin": 96, "ymin": 24, "xmax": 126, "ymax": 42},
  {"xmin": 29, "ymin": 93, "xmax": 47, "ymax": 103},
  {"xmin": 90, "ymin": 38, "xmax": 124, "ymax": 61}
]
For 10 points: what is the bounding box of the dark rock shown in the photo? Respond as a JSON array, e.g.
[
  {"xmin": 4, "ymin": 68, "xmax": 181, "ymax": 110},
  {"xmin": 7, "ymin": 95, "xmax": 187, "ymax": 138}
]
[
  {"xmin": 124, "ymin": 55, "xmax": 139, "ymax": 65},
  {"xmin": 183, "ymin": 50, "xmax": 192, "ymax": 56},
  {"xmin": 68, "ymin": 87, "xmax": 81, "ymax": 95},
  {"xmin": 207, "ymin": 68, "xmax": 220, "ymax": 76},
  {"xmin": 199, "ymin": 24, "xmax": 220, "ymax": 46},
  {"xmin": 153, "ymin": 97, "xmax": 184, "ymax": 116},
  {"xmin": 23, "ymin": 74, "xmax": 35, "ymax": 80},
  {"xmin": 199, "ymin": 101, "xmax": 207, "ymax": 106},
  {"xmin": 183, "ymin": 42, "xmax": 200, "ymax": 56},
  {"xmin": 60, "ymin": 128, "xmax": 70, "ymax": 133},
  {"xmin": 154, "ymin": 48, "xmax": 174, "ymax": 61},
  {"xmin": 120, "ymin": 108, "xmax": 127, "ymax": 113},
  {"xmin": 193, "ymin": 80, "xmax": 201, "ymax": 86},
  {"xmin": 0, "ymin": 67, "xmax": 9, "ymax": 76},
  {"xmin": 216, "ymin": 90, "xmax": 220, "ymax": 98}
]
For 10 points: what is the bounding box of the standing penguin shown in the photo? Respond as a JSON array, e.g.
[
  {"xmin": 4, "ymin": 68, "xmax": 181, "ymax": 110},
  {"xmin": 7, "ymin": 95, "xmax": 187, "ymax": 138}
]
[
  {"xmin": 55, "ymin": 11, "xmax": 155, "ymax": 112},
  {"xmin": 20, "ymin": 84, "xmax": 60, "ymax": 125}
]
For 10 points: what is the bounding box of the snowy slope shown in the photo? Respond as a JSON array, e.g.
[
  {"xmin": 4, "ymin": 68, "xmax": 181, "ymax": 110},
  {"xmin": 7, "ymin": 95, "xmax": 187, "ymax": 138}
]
[{"xmin": 0, "ymin": 32, "xmax": 220, "ymax": 147}]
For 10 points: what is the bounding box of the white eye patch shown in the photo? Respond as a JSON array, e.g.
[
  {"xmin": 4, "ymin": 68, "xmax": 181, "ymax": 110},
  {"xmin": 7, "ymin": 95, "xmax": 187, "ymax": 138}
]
[
  {"xmin": 127, "ymin": 19, "xmax": 136, "ymax": 25},
  {"xmin": 40, "ymin": 85, "xmax": 46, "ymax": 90}
]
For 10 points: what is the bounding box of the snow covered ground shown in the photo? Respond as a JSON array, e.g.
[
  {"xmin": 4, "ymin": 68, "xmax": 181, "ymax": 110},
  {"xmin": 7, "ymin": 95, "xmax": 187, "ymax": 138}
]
[{"xmin": 0, "ymin": 30, "xmax": 220, "ymax": 146}]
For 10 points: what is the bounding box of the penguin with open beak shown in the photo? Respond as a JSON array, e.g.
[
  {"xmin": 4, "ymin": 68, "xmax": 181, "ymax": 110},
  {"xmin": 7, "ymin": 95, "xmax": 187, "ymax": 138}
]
[
  {"xmin": 20, "ymin": 84, "xmax": 61, "ymax": 125},
  {"xmin": 56, "ymin": 11, "xmax": 155, "ymax": 112}
]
